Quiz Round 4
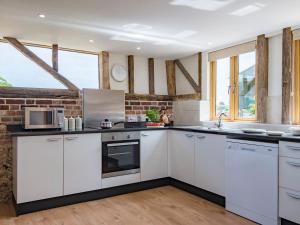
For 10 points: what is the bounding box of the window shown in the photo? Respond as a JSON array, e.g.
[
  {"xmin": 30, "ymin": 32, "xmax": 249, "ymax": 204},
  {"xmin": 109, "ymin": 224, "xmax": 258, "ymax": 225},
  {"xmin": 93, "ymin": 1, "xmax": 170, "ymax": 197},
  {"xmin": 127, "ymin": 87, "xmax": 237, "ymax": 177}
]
[
  {"xmin": 58, "ymin": 50, "xmax": 99, "ymax": 89},
  {"xmin": 210, "ymin": 51, "xmax": 256, "ymax": 121},
  {"xmin": 0, "ymin": 42, "xmax": 65, "ymax": 89},
  {"xmin": 0, "ymin": 41, "xmax": 99, "ymax": 90}
]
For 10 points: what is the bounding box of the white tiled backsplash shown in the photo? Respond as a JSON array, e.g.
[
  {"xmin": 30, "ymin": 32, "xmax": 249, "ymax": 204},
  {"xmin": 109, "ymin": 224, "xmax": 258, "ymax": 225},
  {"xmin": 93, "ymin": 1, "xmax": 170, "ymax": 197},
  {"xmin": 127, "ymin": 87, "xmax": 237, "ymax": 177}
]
[{"xmin": 173, "ymin": 100, "xmax": 209, "ymax": 126}]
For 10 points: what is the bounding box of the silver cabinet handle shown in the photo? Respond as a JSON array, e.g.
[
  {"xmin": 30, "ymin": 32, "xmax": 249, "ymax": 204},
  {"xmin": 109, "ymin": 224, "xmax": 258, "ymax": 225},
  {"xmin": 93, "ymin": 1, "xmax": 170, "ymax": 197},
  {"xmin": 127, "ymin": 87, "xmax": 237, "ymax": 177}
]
[
  {"xmin": 287, "ymin": 146, "xmax": 300, "ymax": 151},
  {"xmin": 287, "ymin": 192, "xmax": 300, "ymax": 200},
  {"xmin": 241, "ymin": 147, "xmax": 256, "ymax": 152},
  {"xmin": 65, "ymin": 137, "xmax": 79, "ymax": 141},
  {"xmin": 141, "ymin": 134, "xmax": 149, "ymax": 137},
  {"xmin": 287, "ymin": 161, "xmax": 300, "ymax": 167},
  {"xmin": 47, "ymin": 138, "xmax": 61, "ymax": 142},
  {"xmin": 197, "ymin": 136, "xmax": 206, "ymax": 139},
  {"xmin": 185, "ymin": 134, "xmax": 194, "ymax": 138}
]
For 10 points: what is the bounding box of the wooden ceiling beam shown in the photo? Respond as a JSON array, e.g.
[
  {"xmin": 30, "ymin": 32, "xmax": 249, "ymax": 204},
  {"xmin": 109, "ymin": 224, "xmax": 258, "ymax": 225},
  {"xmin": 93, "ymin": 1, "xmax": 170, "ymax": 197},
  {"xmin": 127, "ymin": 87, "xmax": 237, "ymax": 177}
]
[
  {"xmin": 175, "ymin": 59, "xmax": 200, "ymax": 93},
  {"xmin": 198, "ymin": 52, "xmax": 202, "ymax": 96},
  {"xmin": 282, "ymin": 28, "xmax": 293, "ymax": 124},
  {"xmin": 102, "ymin": 51, "xmax": 110, "ymax": 89},
  {"xmin": 148, "ymin": 58, "xmax": 155, "ymax": 95},
  {"xmin": 52, "ymin": 44, "xmax": 58, "ymax": 72},
  {"xmin": 256, "ymin": 34, "xmax": 269, "ymax": 123},
  {"xmin": 128, "ymin": 55, "xmax": 134, "ymax": 94},
  {"xmin": 4, "ymin": 37, "xmax": 79, "ymax": 91},
  {"xmin": 166, "ymin": 60, "xmax": 176, "ymax": 96}
]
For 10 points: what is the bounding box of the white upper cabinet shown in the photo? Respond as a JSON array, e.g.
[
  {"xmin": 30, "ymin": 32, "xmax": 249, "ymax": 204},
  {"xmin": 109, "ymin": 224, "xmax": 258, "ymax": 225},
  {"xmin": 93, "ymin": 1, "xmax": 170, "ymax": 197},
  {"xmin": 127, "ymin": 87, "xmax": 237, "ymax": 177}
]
[
  {"xmin": 140, "ymin": 131, "xmax": 168, "ymax": 181},
  {"xmin": 168, "ymin": 131, "xmax": 195, "ymax": 185},
  {"xmin": 64, "ymin": 133, "xmax": 102, "ymax": 195},
  {"xmin": 195, "ymin": 133, "xmax": 226, "ymax": 196},
  {"xmin": 14, "ymin": 135, "xmax": 64, "ymax": 203}
]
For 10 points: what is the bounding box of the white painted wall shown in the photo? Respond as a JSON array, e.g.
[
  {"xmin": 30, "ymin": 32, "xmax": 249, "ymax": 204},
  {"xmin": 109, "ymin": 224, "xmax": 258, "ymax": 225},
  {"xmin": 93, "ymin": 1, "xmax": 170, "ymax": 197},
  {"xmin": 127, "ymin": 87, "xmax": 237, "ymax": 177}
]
[
  {"xmin": 99, "ymin": 53, "xmax": 168, "ymax": 95},
  {"xmin": 134, "ymin": 56, "xmax": 149, "ymax": 94},
  {"xmin": 154, "ymin": 59, "xmax": 168, "ymax": 95},
  {"xmin": 175, "ymin": 34, "xmax": 284, "ymax": 124},
  {"xmin": 109, "ymin": 53, "xmax": 128, "ymax": 92},
  {"xmin": 175, "ymin": 54, "xmax": 198, "ymax": 95},
  {"xmin": 267, "ymin": 34, "xmax": 282, "ymax": 124}
]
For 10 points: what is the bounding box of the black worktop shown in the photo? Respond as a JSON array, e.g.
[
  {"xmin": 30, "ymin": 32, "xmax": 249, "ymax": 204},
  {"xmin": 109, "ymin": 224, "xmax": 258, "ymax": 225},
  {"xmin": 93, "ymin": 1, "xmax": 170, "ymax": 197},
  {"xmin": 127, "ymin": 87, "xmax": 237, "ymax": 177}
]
[{"xmin": 7, "ymin": 125, "xmax": 300, "ymax": 143}]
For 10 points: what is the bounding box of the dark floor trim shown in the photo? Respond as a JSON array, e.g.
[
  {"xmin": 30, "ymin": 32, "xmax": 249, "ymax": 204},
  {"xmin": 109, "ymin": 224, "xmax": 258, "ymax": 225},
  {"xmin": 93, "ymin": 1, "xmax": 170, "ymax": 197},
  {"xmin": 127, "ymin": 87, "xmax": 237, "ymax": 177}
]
[
  {"xmin": 14, "ymin": 177, "xmax": 225, "ymax": 215},
  {"xmin": 281, "ymin": 219, "xmax": 299, "ymax": 225},
  {"xmin": 169, "ymin": 178, "xmax": 225, "ymax": 207}
]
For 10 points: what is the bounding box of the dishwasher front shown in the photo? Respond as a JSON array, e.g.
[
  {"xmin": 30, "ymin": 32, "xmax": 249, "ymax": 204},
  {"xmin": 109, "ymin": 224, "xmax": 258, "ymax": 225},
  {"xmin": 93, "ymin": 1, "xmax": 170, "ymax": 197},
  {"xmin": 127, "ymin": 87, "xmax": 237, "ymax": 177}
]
[{"xmin": 225, "ymin": 139, "xmax": 279, "ymax": 225}]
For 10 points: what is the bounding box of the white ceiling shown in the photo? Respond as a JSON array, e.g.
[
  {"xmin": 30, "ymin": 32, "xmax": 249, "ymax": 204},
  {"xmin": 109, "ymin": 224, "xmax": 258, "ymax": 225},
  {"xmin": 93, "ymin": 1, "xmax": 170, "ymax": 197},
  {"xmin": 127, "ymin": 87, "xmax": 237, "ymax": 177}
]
[{"xmin": 1, "ymin": 0, "xmax": 300, "ymax": 58}]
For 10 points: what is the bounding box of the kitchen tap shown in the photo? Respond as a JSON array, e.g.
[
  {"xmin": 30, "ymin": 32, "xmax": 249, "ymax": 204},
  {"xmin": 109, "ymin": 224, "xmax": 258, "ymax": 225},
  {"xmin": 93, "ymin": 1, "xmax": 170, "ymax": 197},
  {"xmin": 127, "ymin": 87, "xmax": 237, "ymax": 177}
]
[{"xmin": 216, "ymin": 113, "xmax": 227, "ymax": 128}]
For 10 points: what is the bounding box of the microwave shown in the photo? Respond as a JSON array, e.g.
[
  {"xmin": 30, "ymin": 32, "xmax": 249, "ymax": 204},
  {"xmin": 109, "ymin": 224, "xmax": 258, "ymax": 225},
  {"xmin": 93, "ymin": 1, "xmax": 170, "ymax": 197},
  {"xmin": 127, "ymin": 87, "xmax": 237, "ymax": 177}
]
[{"xmin": 24, "ymin": 107, "xmax": 64, "ymax": 130}]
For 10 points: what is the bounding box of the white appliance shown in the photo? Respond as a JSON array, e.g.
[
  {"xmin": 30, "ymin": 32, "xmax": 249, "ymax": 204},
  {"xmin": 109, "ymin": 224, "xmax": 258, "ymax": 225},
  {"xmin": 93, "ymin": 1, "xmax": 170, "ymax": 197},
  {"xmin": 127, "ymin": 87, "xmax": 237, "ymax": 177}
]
[{"xmin": 225, "ymin": 139, "xmax": 279, "ymax": 225}]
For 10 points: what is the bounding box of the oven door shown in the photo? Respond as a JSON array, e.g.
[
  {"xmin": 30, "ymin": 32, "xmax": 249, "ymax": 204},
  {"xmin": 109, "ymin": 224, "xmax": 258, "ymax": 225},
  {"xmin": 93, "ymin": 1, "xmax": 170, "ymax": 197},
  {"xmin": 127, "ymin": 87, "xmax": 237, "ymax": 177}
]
[
  {"xmin": 102, "ymin": 140, "xmax": 140, "ymax": 178},
  {"xmin": 25, "ymin": 108, "xmax": 56, "ymax": 129}
]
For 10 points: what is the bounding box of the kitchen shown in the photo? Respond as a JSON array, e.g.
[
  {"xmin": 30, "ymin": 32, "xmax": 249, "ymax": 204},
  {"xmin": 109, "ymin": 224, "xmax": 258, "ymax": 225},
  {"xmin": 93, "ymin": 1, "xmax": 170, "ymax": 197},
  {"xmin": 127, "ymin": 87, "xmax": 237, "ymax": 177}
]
[{"xmin": 1, "ymin": 1, "xmax": 300, "ymax": 225}]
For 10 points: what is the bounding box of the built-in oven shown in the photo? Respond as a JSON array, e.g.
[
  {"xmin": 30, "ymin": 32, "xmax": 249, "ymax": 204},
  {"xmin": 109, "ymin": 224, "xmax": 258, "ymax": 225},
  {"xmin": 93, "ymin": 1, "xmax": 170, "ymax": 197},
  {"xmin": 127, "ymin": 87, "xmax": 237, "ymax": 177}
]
[{"xmin": 102, "ymin": 132, "xmax": 140, "ymax": 178}]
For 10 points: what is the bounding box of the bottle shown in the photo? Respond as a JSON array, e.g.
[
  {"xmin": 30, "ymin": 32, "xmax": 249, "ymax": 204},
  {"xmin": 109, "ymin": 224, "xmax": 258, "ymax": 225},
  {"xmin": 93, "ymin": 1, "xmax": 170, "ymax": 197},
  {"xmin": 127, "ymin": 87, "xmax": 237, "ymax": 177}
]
[
  {"xmin": 68, "ymin": 117, "xmax": 75, "ymax": 131},
  {"xmin": 63, "ymin": 117, "xmax": 69, "ymax": 131},
  {"xmin": 75, "ymin": 116, "xmax": 82, "ymax": 131}
]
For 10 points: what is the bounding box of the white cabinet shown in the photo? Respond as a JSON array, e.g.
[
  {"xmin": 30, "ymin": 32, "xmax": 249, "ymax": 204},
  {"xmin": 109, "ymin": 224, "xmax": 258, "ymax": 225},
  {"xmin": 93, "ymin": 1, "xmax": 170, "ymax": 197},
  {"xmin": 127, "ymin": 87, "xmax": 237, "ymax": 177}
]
[
  {"xmin": 195, "ymin": 133, "xmax": 226, "ymax": 196},
  {"xmin": 168, "ymin": 131, "xmax": 195, "ymax": 185},
  {"xmin": 64, "ymin": 134, "xmax": 102, "ymax": 195},
  {"xmin": 279, "ymin": 141, "xmax": 300, "ymax": 224},
  {"xmin": 13, "ymin": 135, "xmax": 64, "ymax": 203},
  {"xmin": 140, "ymin": 131, "xmax": 168, "ymax": 181}
]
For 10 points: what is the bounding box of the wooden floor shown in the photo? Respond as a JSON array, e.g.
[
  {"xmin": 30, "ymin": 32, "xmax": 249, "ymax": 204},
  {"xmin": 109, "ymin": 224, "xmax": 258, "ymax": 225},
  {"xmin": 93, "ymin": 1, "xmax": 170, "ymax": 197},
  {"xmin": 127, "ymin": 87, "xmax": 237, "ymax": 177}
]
[{"xmin": 0, "ymin": 186, "xmax": 256, "ymax": 225}]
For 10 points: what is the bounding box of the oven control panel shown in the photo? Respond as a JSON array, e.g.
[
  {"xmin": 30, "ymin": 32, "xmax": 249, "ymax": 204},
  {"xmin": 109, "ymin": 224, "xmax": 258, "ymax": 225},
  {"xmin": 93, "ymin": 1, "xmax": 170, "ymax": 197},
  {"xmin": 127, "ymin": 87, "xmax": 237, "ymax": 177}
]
[{"xmin": 102, "ymin": 131, "xmax": 140, "ymax": 142}]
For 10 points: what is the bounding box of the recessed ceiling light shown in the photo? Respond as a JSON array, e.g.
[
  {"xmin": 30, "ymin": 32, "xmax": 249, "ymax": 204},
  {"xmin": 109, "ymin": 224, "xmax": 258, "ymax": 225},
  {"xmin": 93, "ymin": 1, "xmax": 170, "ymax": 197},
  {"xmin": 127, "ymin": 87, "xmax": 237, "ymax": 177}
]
[
  {"xmin": 169, "ymin": 0, "xmax": 235, "ymax": 11},
  {"xmin": 122, "ymin": 23, "xmax": 152, "ymax": 31},
  {"xmin": 230, "ymin": 3, "xmax": 265, "ymax": 16},
  {"xmin": 89, "ymin": 39, "xmax": 94, "ymax": 43},
  {"xmin": 136, "ymin": 46, "xmax": 141, "ymax": 50},
  {"xmin": 38, "ymin": 14, "xmax": 46, "ymax": 18},
  {"xmin": 110, "ymin": 36, "xmax": 144, "ymax": 43}
]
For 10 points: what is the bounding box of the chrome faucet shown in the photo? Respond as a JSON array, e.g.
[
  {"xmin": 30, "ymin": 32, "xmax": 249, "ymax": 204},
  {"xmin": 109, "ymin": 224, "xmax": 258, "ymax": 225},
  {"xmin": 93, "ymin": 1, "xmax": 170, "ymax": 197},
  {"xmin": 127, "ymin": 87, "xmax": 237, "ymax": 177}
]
[{"xmin": 216, "ymin": 113, "xmax": 227, "ymax": 128}]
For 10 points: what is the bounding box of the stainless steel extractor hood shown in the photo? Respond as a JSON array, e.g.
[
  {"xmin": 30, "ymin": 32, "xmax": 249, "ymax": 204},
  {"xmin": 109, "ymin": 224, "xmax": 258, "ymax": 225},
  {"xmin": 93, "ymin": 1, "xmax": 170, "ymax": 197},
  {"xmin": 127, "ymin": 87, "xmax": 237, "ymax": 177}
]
[{"xmin": 83, "ymin": 89, "xmax": 125, "ymax": 128}]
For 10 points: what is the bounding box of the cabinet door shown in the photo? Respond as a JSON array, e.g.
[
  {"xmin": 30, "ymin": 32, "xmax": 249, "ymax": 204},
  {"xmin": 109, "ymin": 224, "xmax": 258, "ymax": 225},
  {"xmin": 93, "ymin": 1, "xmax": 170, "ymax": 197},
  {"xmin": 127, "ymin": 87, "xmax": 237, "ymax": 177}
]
[
  {"xmin": 195, "ymin": 133, "xmax": 225, "ymax": 196},
  {"xmin": 169, "ymin": 131, "xmax": 195, "ymax": 185},
  {"xmin": 64, "ymin": 134, "xmax": 101, "ymax": 195},
  {"xmin": 141, "ymin": 131, "xmax": 168, "ymax": 181},
  {"xmin": 16, "ymin": 135, "xmax": 63, "ymax": 203}
]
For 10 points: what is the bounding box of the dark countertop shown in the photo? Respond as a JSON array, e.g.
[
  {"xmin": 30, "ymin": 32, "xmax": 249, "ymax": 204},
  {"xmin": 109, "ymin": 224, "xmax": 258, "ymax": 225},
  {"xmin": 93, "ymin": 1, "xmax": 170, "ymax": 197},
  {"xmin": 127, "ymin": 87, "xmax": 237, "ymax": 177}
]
[{"xmin": 7, "ymin": 125, "xmax": 300, "ymax": 143}]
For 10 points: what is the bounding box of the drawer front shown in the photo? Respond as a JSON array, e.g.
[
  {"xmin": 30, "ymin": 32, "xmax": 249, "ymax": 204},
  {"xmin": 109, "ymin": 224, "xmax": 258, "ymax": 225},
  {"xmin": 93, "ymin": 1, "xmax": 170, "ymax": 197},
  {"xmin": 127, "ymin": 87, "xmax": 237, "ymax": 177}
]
[
  {"xmin": 279, "ymin": 187, "xmax": 300, "ymax": 224},
  {"xmin": 279, "ymin": 141, "xmax": 300, "ymax": 158},
  {"xmin": 280, "ymin": 157, "xmax": 300, "ymax": 191}
]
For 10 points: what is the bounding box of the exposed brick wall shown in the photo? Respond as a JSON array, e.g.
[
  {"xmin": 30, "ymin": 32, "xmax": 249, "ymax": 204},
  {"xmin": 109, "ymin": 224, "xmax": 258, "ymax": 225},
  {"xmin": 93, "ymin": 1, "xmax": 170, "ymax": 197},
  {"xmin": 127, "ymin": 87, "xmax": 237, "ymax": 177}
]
[
  {"xmin": 125, "ymin": 100, "xmax": 173, "ymax": 115},
  {"xmin": 0, "ymin": 97, "xmax": 82, "ymax": 202},
  {"xmin": 0, "ymin": 96, "xmax": 173, "ymax": 202}
]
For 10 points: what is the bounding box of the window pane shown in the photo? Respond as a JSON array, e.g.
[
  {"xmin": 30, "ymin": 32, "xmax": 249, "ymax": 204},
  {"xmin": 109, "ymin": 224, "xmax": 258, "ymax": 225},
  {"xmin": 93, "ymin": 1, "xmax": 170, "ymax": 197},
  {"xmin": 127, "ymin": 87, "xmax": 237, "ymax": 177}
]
[
  {"xmin": 58, "ymin": 50, "xmax": 99, "ymax": 89},
  {"xmin": 237, "ymin": 51, "xmax": 256, "ymax": 119},
  {"xmin": 216, "ymin": 57, "xmax": 230, "ymax": 116},
  {"xmin": 0, "ymin": 42, "xmax": 66, "ymax": 88}
]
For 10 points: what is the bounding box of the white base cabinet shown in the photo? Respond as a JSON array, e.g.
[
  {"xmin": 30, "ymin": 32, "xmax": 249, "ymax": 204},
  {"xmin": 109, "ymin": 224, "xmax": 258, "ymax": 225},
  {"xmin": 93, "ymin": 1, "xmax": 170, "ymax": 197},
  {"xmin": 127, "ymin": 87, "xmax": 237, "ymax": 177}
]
[
  {"xmin": 64, "ymin": 134, "xmax": 102, "ymax": 195},
  {"xmin": 168, "ymin": 131, "xmax": 195, "ymax": 185},
  {"xmin": 141, "ymin": 131, "xmax": 168, "ymax": 181},
  {"xmin": 279, "ymin": 141, "xmax": 300, "ymax": 224},
  {"xmin": 195, "ymin": 133, "xmax": 226, "ymax": 196},
  {"xmin": 13, "ymin": 135, "xmax": 64, "ymax": 203}
]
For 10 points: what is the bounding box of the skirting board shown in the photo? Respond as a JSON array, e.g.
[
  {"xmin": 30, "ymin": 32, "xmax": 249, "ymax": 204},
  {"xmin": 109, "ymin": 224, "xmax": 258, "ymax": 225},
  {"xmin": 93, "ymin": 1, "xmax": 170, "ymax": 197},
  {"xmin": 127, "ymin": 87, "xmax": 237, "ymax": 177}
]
[{"xmin": 13, "ymin": 177, "xmax": 224, "ymax": 216}]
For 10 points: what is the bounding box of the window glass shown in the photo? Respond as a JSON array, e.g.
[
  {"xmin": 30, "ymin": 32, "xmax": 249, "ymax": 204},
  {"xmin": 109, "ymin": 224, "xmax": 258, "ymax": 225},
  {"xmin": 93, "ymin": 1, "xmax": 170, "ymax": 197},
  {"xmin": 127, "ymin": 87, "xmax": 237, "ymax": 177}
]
[
  {"xmin": 0, "ymin": 42, "xmax": 66, "ymax": 88},
  {"xmin": 215, "ymin": 57, "xmax": 230, "ymax": 116},
  {"xmin": 58, "ymin": 50, "xmax": 99, "ymax": 89},
  {"xmin": 237, "ymin": 51, "xmax": 256, "ymax": 119}
]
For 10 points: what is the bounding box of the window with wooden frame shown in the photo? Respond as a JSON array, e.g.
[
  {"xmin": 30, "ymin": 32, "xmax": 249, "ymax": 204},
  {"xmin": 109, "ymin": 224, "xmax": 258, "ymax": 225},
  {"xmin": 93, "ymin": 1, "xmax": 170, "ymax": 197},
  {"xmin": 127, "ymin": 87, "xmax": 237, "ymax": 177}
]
[{"xmin": 210, "ymin": 47, "xmax": 256, "ymax": 121}]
